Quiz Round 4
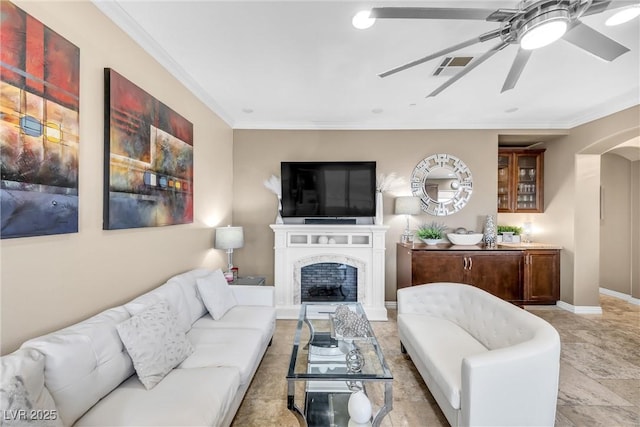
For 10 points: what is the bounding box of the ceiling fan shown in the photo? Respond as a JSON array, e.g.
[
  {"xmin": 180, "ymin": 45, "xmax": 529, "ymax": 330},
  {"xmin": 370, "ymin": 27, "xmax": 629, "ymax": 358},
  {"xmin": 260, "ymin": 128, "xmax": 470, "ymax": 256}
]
[{"xmin": 354, "ymin": 0, "xmax": 639, "ymax": 97}]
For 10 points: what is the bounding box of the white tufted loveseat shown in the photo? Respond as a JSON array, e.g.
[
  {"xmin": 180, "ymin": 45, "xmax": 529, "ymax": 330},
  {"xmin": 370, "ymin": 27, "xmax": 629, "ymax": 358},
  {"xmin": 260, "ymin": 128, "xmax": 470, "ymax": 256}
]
[{"xmin": 397, "ymin": 283, "xmax": 560, "ymax": 427}]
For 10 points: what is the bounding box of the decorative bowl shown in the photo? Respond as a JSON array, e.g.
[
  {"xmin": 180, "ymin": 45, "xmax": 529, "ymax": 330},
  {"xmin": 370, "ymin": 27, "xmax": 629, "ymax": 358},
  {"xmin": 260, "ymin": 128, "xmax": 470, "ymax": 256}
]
[{"xmin": 447, "ymin": 233, "xmax": 483, "ymax": 245}]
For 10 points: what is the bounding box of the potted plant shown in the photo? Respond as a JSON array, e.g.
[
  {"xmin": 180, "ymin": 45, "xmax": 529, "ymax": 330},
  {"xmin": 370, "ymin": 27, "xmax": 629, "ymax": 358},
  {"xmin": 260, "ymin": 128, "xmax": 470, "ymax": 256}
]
[
  {"xmin": 417, "ymin": 221, "xmax": 447, "ymax": 245},
  {"xmin": 497, "ymin": 225, "xmax": 523, "ymax": 243}
]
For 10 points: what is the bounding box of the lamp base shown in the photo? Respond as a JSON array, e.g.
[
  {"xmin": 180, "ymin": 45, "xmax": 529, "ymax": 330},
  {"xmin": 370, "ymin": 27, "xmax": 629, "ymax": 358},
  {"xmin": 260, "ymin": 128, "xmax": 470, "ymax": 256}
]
[{"xmin": 401, "ymin": 228, "xmax": 414, "ymax": 244}]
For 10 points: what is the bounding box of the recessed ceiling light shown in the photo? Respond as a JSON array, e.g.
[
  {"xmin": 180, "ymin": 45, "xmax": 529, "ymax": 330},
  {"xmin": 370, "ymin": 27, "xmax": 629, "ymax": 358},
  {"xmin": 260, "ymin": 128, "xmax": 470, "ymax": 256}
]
[
  {"xmin": 606, "ymin": 5, "xmax": 640, "ymax": 26},
  {"xmin": 352, "ymin": 10, "xmax": 375, "ymax": 29},
  {"xmin": 242, "ymin": 108, "xmax": 254, "ymax": 114},
  {"xmin": 371, "ymin": 108, "xmax": 383, "ymax": 114},
  {"xmin": 505, "ymin": 107, "xmax": 519, "ymax": 113}
]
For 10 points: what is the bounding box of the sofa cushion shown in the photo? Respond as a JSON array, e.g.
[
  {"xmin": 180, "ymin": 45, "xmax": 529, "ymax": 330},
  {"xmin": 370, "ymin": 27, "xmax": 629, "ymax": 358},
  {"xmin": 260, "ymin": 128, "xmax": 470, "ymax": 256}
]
[
  {"xmin": 191, "ymin": 305, "xmax": 276, "ymax": 346},
  {"xmin": 124, "ymin": 281, "xmax": 192, "ymax": 333},
  {"xmin": 20, "ymin": 307, "xmax": 134, "ymax": 427},
  {"xmin": 197, "ymin": 269, "xmax": 238, "ymax": 320},
  {"xmin": 117, "ymin": 300, "xmax": 194, "ymax": 390},
  {"xmin": 74, "ymin": 367, "xmax": 240, "ymax": 426},
  {"xmin": 181, "ymin": 328, "xmax": 264, "ymax": 385},
  {"xmin": 398, "ymin": 313, "xmax": 487, "ymax": 409},
  {"xmin": 165, "ymin": 268, "xmax": 211, "ymax": 325},
  {"xmin": 0, "ymin": 349, "xmax": 62, "ymax": 427}
]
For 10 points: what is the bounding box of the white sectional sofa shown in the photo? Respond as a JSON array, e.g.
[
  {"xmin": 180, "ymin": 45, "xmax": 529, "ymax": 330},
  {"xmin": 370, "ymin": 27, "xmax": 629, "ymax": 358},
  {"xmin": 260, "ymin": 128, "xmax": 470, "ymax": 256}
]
[
  {"xmin": 397, "ymin": 283, "xmax": 561, "ymax": 427},
  {"xmin": 0, "ymin": 268, "xmax": 275, "ymax": 427}
]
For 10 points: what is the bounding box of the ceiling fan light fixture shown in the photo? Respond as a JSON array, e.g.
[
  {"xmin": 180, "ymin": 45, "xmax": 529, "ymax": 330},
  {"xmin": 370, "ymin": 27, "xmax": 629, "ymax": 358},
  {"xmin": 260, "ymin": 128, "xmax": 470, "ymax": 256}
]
[
  {"xmin": 519, "ymin": 9, "xmax": 570, "ymax": 50},
  {"xmin": 352, "ymin": 10, "xmax": 376, "ymax": 29},
  {"xmin": 605, "ymin": 5, "xmax": 640, "ymax": 26}
]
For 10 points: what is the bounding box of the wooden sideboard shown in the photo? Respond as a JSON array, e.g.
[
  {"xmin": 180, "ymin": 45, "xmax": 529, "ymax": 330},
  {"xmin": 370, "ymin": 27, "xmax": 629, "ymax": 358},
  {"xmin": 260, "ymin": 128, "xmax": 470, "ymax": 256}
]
[{"xmin": 396, "ymin": 243, "xmax": 560, "ymax": 305}]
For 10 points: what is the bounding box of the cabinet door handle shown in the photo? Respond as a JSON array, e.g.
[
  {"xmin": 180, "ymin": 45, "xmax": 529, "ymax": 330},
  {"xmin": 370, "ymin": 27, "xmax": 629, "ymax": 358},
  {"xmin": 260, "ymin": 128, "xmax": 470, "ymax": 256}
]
[
  {"xmin": 468, "ymin": 257, "xmax": 473, "ymax": 270},
  {"xmin": 463, "ymin": 257, "xmax": 468, "ymax": 270}
]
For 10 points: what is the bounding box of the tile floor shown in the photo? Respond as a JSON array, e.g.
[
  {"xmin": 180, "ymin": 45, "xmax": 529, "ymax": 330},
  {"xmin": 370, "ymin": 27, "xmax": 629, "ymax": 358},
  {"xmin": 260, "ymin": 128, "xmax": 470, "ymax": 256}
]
[{"xmin": 231, "ymin": 295, "xmax": 639, "ymax": 426}]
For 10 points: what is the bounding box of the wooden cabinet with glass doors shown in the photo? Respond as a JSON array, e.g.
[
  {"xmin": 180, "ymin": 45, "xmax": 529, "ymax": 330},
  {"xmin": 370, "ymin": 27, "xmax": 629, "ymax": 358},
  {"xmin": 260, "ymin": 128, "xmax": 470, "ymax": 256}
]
[{"xmin": 498, "ymin": 149, "xmax": 545, "ymax": 213}]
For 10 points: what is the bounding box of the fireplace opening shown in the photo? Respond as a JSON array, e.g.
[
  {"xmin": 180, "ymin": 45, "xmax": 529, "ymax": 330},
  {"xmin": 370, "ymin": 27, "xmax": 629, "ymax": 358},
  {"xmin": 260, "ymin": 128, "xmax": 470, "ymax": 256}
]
[{"xmin": 301, "ymin": 262, "xmax": 357, "ymax": 303}]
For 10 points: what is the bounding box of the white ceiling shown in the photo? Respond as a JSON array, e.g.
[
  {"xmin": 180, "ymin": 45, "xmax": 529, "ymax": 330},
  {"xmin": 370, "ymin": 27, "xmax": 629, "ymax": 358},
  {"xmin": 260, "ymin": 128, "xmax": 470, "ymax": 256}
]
[{"xmin": 95, "ymin": 1, "xmax": 640, "ymax": 130}]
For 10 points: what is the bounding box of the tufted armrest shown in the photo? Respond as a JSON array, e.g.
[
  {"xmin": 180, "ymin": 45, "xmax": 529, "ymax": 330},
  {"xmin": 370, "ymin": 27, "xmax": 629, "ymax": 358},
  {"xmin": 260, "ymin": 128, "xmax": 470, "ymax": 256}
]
[
  {"xmin": 461, "ymin": 324, "xmax": 560, "ymax": 426},
  {"xmin": 230, "ymin": 285, "xmax": 274, "ymax": 307}
]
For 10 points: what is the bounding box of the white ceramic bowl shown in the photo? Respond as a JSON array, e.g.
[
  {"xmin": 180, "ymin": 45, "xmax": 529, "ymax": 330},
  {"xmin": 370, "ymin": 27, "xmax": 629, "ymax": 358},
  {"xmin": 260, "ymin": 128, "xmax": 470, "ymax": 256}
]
[{"xmin": 447, "ymin": 233, "xmax": 483, "ymax": 245}]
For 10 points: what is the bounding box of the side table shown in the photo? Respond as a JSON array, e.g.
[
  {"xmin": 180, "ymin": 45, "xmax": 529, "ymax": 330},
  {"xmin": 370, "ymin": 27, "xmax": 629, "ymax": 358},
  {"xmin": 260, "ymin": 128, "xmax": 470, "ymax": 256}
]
[{"xmin": 232, "ymin": 276, "xmax": 266, "ymax": 286}]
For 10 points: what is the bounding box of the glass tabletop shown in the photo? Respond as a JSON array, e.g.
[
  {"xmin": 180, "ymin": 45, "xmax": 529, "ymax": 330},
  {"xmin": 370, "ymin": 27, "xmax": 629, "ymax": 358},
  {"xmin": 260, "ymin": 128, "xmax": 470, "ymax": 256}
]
[{"xmin": 287, "ymin": 302, "xmax": 393, "ymax": 382}]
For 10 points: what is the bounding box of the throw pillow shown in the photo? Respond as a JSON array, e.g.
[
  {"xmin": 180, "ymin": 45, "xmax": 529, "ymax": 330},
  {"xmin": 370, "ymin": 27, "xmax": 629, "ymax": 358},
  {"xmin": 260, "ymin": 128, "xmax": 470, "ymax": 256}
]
[
  {"xmin": 0, "ymin": 348, "xmax": 63, "ymax": 427},
  {"xmin": 116, "ymin": 300, "xmax": 193, "ymax": 390},
  {"xmin": 196, "ymin": 269, "xmax": 238, "ymax": 320}
]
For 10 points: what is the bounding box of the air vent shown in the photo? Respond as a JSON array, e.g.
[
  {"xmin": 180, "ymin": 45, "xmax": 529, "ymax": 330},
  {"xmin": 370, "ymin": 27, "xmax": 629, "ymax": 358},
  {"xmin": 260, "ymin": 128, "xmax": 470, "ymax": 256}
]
[{"xmin": 433, "ymin": 56, "xmax": 474, "ymax": 77}]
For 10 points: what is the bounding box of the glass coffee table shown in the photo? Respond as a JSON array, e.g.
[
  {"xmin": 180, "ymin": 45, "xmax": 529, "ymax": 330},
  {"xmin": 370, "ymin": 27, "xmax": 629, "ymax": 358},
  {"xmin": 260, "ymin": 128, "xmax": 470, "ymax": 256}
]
[{"xmin": 287, "ymin": 302, "xmax": 393, "ymax": 427}]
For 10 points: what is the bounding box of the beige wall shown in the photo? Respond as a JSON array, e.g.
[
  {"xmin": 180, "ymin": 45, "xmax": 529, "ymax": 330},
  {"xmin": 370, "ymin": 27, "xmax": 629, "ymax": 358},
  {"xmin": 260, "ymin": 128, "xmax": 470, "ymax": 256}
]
[
  {"xmin": 535, "ymin": 105, "xmax": 640, "ymax": 306},
  {"xmin": 600, "ymin": 154, "xmax": 633, "ymax": 295},
  {"xmin": 0, "ymin": 1, "xmax": 233, "ymax": 354},
  {"xmin": 2, "ymin": 3, "xmax": 638, "ymax": 355},
  {"xmin": 232, "ymin": 129, "xmax": 500, "ymax": 301},
  {"xmin": 632, "ymin": 161, "xmax": 640, "ymax": 299}
]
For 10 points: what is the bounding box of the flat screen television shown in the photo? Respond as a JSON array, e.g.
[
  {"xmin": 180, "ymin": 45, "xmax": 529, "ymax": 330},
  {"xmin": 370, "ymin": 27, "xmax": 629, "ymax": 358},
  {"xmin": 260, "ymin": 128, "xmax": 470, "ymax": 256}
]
[{"xmin": 281, "ymin": 161, "xmax": 376, "ymax": 218}]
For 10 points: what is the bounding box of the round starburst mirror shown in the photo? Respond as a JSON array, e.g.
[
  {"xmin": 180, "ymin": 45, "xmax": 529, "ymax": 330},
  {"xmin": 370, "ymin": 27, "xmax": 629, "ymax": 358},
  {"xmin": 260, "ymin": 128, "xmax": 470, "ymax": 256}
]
[{"xmin": 411, "ymin": 154, "xmax": 473, "ymax": 216}]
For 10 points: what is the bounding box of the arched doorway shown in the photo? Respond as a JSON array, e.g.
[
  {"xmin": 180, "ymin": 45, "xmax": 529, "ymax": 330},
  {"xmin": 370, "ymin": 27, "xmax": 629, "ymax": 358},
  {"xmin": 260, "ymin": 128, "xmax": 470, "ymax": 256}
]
[{"xmin": 575, "ymin": 128, "xmax": 640, "ymax": 305}]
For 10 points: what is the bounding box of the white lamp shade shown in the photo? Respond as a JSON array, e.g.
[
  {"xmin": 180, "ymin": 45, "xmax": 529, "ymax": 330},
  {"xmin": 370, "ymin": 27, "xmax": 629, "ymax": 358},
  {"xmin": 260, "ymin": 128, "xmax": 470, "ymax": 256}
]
[
  {"xmin": 215, "ymin": 226, "xmax": 244, "ymax": 249},
  {"xmin": 394, "ymin": 196, "xmax": 421, "ymax": 215}
]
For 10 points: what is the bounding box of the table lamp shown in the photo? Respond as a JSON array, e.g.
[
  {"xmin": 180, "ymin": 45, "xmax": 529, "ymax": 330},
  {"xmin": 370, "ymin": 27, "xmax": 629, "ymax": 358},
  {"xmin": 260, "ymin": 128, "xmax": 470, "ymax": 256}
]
[
  {"xmin": 395, "ymin": 196, "xmax": 421, "ymax": 243},
  {"xmin": 214, "ymin": 225, "xmax": 244, "ymax": 272}
]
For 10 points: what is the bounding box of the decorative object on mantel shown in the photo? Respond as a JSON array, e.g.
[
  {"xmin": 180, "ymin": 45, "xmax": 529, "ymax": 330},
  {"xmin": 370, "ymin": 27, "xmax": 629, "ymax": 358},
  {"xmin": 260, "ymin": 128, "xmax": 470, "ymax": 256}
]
[
  {"xmin": 417, "ymin": 221, "xmax": 447, "ymax": 245},
  {"xmin": 214, "ymin": 225, "xmax": 244, "ymax": 273},
  {"xmin": 375, "ymin": 173, "xmax": 405, "ymax": 225},
  {"xmin": 263, "ymin": 174, "xmax": 283, "ymax": 224},
  {"xmin": 483, "ymin": 215, "xmax": 497, "ymax": 248},
  {"xmin": 394, "ymin": 196, "xmax": 421, "ymax": 243}
]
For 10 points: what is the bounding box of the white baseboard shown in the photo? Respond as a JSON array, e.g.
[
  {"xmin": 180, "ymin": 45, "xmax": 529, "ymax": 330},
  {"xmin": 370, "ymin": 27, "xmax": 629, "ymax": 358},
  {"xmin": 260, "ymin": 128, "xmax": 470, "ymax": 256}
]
[
  {"xmin": 385, "ymin": 301, "xmax": 397, "ymax": 310},
  {"xmin": 599, "ymin": 287, "xmax": 640, "ymax": 305},
  {"xmin": 556, "ymin": 300, "xmax": 603, "ymax": 314}
]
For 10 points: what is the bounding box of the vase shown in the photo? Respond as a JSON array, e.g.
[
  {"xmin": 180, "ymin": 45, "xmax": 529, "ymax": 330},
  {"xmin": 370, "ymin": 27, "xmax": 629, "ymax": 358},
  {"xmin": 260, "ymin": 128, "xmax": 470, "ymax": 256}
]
[
  {"xmin": 348, "ymin": 390, "xmax": 372, "ymax": 424},
  {"xmin": 483, "ymin": 214, "xmax": 497, "ymax": 248},
  {"xmin": 275, "ymin": 197, "xmax": 284, "ymax": 224},
  {"xmin": 375, "ymin": 191, "xmax": 383, "ymax": 225},
  {"xmin": 421, "ymin": 238, "xmax": 441, "ymax": 246}
]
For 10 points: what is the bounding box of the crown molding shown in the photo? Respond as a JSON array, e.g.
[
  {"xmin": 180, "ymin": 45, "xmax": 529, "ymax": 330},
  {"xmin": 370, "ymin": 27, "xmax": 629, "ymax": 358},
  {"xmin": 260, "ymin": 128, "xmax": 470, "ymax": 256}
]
[
  {"xmin": 92, "ymin": 1, "xmax": 637, "ymax": 132},
  {"xmin": 92, "ymin": 0, "xmax": 235, "ymax": 128}
]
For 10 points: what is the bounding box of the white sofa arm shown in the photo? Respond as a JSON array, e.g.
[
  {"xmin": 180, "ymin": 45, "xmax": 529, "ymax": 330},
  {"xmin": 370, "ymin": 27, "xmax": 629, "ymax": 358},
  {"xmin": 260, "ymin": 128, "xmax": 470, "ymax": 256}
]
[
  {"xmin": 230, "ymin": 285, "xmax": 274, "ymax": 307},
  {"xmin": 460, "ymin": 328, "xmax": 561, "ymax": 427}
]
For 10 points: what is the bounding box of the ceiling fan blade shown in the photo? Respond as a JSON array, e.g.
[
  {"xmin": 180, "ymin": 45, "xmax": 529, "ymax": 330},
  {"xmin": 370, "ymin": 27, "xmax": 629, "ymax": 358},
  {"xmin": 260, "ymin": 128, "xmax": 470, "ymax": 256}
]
[
  {"xmin": 563, "ymin": 21, "xmax": 630, "ymax": 61},
  {"xmin": 379, "ymin": 29, "xmax": 502, "ymax": 78},
  {"xmin": 370, "ymin": 7, "xmax": 498, "ymax": 21},
  {"xmin": 427, "ymin": 41, "xmax": 510, "ymax": 98},
  {"xmin": 581, "ymin": 0, "xmax": 639, "ymax": 17},
  {"xmin": 501, "ymin": 48, "xmax": 533, "ymax": 93}
]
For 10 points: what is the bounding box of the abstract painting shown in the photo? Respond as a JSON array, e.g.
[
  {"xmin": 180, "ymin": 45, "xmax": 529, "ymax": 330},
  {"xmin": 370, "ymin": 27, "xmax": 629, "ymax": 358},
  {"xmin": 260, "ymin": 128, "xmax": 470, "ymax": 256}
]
[
  {"xmin": 0, "ymin": 1, "xmax": 80, "ymax": 239},
  {"xmin": 104, "ymin": 69, "xmax": 193, "ymax": 230}
]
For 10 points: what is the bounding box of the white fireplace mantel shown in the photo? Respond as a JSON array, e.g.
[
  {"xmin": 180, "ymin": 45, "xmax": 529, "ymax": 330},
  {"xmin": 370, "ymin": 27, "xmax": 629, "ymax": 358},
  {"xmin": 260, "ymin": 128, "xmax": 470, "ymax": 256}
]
[{"xmin": 270, "ymin": 224, "xmax": 389, "ymax": 320}]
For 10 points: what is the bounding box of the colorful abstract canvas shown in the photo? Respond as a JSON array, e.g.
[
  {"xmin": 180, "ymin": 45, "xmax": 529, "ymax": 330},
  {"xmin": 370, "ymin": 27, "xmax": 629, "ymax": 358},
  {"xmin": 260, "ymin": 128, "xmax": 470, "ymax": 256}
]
[
  {"xmin": 104, "ymin": 69, "xmax": 193, "ymax": 230},
  {"xmin": 0, "ymin": 1, "xmax": 80, "ymax": 239}
]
